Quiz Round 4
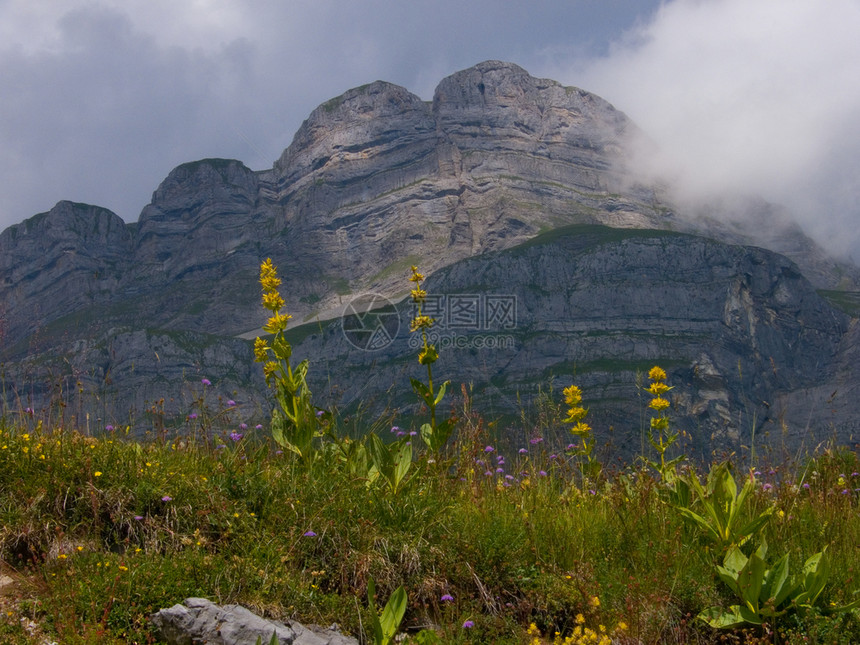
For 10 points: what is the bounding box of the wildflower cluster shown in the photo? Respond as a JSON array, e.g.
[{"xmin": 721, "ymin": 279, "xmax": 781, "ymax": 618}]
[{"xmin": 526, "ymin": 613, "xmax": 619, "ymax": 645}]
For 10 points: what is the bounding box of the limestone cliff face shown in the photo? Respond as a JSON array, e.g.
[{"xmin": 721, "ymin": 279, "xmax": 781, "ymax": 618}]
[
  {"xmin": 289, "ymin": 227, "xmax": 856, "ymax": 459},
  {"xmin": 0, "ymin": 201, "xmax": 133, "ymax": 346},
  {"xmin": 0, "ymin": 62, "xmax": 858, "ymax": 452}
]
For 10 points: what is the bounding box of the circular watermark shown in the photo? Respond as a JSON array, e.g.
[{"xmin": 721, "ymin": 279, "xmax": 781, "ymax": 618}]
[{"xmin": 341, "ymin": 294, "xmax": 400, "ymax": 350}]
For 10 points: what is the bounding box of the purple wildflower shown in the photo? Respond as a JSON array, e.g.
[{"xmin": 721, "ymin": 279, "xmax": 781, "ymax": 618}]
[
  {"xmin": 538, "ymin": 470, "xmax": 547, "ymax": 477},
  {"xmin": 134, "ymin": 515, "xmax": 143, "ymax": 521},
  {"xmin": 495, "ymin": 467, "xmax": 504, "ymax": 473},
  {"xmin": 201, "ymin": 378, "xmax": 211, "ymax": 386},
  {"xmin": 441, "ymin": 594, "xmax": 453, "ymax": 602},
  {"xmin": 216, "ymin": 444, "xmax": 226, "ymax": 450},
  {"xmin": 239, "ymin": 423, "xmax": 248, "ymax": 430},
  {"xmin": 763, "ymin": 483, "xmax": 773, "ymax": 492},
  {"xmin": 529, "ymin": 437, "xmax": 543, "ymax": 445},
  {"xmin": 484, "ymin": 445, "xmax": 494, "ymax": 453},
  {"xmin": 105, "ymin": 424, "xmax": 114, "ymax": 431},
  {"xmin": 462, "ymin": 620, "xmax": 474, "ymax": 629},
  {"xmin": 161, "ymin": 496, "xmax": 172, "ymax": 502},
  {"xmin": 229, "ymin": 432, "xmax": 243, "ymax": 442},
  {"xmin": 390, "ymin": 426, "xmax": 400, "ymax": 433},
  {"xmin": 303, "ymin": 530, "xmax": 317, "ymax": 537},
  {"xmin": 189, "ymin": 413, "xmax": 198, "ymax": 420},
  {"xmin": 518, "ymin": 448, "xmax": 528, "ymax": 454},
  {"xmin": 484, "ymin": 471, "xmax": 493, "ymax": 477},
  {"xmin": 227, "ymin": 400, "xmax": 236, "ymax": 407},
  {"xmin": 255, "ymin": 424, "xmax": 263, "ymax": 430}
]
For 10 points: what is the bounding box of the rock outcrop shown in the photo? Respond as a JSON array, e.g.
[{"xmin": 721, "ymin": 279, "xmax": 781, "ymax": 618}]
[{"xmin": 150, "ymin": 597, "xmax": 358, "ymax": 645}]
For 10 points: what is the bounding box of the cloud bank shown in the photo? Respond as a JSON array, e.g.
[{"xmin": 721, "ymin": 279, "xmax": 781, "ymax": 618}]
[{"xmin": 555, "ymin": 0, "xmax": 860, "ymax": 259}]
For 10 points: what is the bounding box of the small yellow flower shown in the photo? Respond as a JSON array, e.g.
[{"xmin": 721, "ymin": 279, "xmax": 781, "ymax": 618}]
[
  {"xmin": 262, "ymin": 291, "xmax": 285, "ymax": 312},
  {"xmin": 576, "ymin": 613, "xmax": 586, "ymax": 625},
  {"xmin": 563, "ymin": 385, "xmax": 582, "ymax": 406},
  {"xmin": 253, "ymin": 337, "xmax": 269, "ymax": 362},
  {"xmin": 616, "ymin": 621, "xmax": 628, "ymax": 631},
  {"xmin": 118, "ymin": 565, "xmax": 128, "ymax": 572},
  {"xmin": 565, "ymin": 406, "xmax": 588, "ymax": 424},
  {"xmin": 94, "ymin": 471, "xmax": 102, "ymax": 477},
  {"xmin": 22, "ymin": 434, "xmax": 30, "ymax": 441},
  {"xmin": 58, "ymin": 554, "xmax": 67, "ymax": 560},
  {"xmin": 264, "ymin": 311, "xmax": 292, "ymax": 334},
  {"xmin": 409, "ymin": 266, "xmax": 425, "ymax": 283},
  {"xmin": 410, "ymin": 287, "xmax": 427, "ymax": 303},
  {"xmin": 648, "ymin": 366, "xmax": 667, "ymax": 381},
  {"xmin": 409, "ymin": 315, "xmax": 434, "ymax": 332},
  {"xmin": 648, "ymin": 397, "xmax": 670, "ymax": 411},
  {"xmin": 569, "ymin": 421, "xmax": 592, "ymax": 436},
  {"xmin": 647, "ymin": 381, "xmax": 670, "ymax": 395},
  {"xmin": 590, "ymin": 595, "xmax": 600, "ymax": 608}
]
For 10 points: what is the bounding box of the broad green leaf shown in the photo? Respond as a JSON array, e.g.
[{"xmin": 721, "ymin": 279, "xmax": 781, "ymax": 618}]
[
  {"xmin": 434, "ymin": 380, "xmax": 450, "ymax": 406},
  {"xmin": 698, "ymin": 605, "xmax": 748, "ymax": 629},
  {"xmin": 393, "ymin": 441, "xmax": 412, "ymax": 493},
  {"xmin": 379, "ymin": 585, "xmax": 407, "ymax": 643}
]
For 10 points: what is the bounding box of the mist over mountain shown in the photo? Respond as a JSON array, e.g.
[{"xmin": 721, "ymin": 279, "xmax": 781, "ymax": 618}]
[{"xmin": 2, "ymin": 61, "xmax": 858, "ymax": 458}]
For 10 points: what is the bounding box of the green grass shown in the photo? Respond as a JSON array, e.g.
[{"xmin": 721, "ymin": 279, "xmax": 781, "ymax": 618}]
[{"xmin": 1, "ymin": 405, "xmax": 859, "ymax": 644}]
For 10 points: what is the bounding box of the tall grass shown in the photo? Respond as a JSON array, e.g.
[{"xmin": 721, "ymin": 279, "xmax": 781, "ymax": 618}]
[{"xmin": 1, "ymin": 410, "xmax": 858, "ymax": 644}]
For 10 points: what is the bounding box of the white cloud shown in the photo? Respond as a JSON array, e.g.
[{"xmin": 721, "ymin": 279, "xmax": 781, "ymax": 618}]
[{"xmin": 556, "ymin": 0, "xmax": 860, "ymax": 258}]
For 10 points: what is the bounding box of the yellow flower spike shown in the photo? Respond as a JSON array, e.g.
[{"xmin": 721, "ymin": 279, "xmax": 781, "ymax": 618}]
[
  {"xmin": 590, "ymin": 595, "xmax": 600, "ymax": 607},
  {"xmin": 410, "ymin": 287, "xmax": 427, "ymax": 303}
]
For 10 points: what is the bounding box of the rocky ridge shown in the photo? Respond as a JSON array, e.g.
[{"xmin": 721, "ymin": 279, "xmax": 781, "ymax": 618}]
[{"xmin": 1, "ymin": 61, "xmax": 858, "ymax": 454}]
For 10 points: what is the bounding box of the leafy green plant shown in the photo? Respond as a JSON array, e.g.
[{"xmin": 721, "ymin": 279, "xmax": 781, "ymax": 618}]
[
  {"xmin": 562, "ymin": 383, "xmax": 601, "ymax": 482},
  {"xmin": 407, "ymin": 266, "xmax": 456, "ymax": 455},
  {"xmin": 254, "ymin": 259, "xmax": 324, "ymax": 464},
  {"xmin": 642, "ymin": 366, "xmax": 684, "ymax": 482},
  {"xmin": 367, "ymin": 578, "xmax": 407, "ymax": 645},
  {"xmin": 367, "ymin": 432, "xmax": 412, "ymax": 496},
  {"xmin": 675, "ymin": 461, "xmax": 773, "ymax": 552},
  {"xmin": 699, "ymin": 539, "xmax": 860, "ymax": 629}
]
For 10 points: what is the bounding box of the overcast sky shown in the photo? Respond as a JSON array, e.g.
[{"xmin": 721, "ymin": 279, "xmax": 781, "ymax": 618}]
[{"xmin": 2, "ymin": 0, "xmax": 859, "ymax": 260}]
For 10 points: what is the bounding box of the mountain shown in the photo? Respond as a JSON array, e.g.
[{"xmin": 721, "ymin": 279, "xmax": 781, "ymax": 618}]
[{"xmin": 1, "ymin": 61, "xmax": 858, "ymax": 457}]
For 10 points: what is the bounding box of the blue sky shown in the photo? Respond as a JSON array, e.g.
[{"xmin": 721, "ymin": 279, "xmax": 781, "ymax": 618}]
[{"xmin": 2, "ymin": 0, "xmax": 859, "ymax": 259}]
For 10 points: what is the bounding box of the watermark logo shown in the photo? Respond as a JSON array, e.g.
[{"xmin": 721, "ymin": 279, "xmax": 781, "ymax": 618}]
[
  {"xmin": 342, "ymin": 293, "xmax": 518, "ymax": 351},
  {"xmin": 410, "ymin": 294, "xmax": 517, "ymax": 330},
  {"xmin": 341, "ymin": 294, "xmax": 400, "ymax": 350}
]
